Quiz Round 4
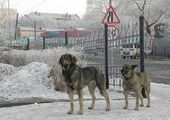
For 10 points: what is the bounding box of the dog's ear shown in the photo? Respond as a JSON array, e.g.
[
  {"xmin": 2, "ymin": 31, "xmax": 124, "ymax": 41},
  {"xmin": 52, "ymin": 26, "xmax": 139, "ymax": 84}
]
[
  {"xmin": 120, "ymin": 69, "xmax": 123, "ymax": 74},
  {"xmin": 71, "ymin": 55, "xmax": 77, "ymax": 64},
  {"xmin": 120, "ymin": 65, "xmax": 125, "ymax": 73},
  {"xmin": 59, "ymin": 55, "xmax": 64, "ymax": 65},
  {"xmin": 132, "ymin": 64, "xmax": 138, "ymax": 69}
]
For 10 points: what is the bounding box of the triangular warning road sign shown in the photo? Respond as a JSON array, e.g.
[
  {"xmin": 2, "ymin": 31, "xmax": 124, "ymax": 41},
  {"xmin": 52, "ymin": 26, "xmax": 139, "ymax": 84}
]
[{"xmin": 102, "ymin": 5, "xmax": 120, "ymax": 27}]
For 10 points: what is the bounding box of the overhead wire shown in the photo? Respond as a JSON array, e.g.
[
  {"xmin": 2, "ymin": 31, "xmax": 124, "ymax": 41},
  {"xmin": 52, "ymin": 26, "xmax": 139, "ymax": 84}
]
[{"xmin": 21, "ymin": 0, "xmax": 46, "ymax": 14}]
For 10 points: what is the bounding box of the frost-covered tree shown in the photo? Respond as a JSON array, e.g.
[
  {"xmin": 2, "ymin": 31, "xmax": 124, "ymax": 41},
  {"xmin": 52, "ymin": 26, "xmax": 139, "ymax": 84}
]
[
  {"xmin": 83, "ymin": 0, "xmax": 131, "ymax": 28},
  {"xmin": 129, "ymin": 0, "xmax": 170, "ymax": 35},
  {"xmin": 0, "ymin": 0, "xmax": 16, "ymax": 45},
  {"xmin": 83, "ymin": 0, "xmax": 170, "ymax": 32}
]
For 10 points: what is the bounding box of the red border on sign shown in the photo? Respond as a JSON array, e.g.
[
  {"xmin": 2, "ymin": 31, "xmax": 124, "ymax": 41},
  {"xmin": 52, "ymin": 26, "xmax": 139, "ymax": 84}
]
[{"xmin": 102, "ymin": 5, "xmax": 120, "ymax": 27}]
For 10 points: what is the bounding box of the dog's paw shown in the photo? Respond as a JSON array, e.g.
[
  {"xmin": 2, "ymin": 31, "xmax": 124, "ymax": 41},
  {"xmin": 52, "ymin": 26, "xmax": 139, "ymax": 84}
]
[
  {"xmin": 88, "ymin": 106, "xmax": 93, "ymax": 110},
  {"xmin": 106, "ymin": 107, "xmax": 110, "ymax": 111},
  {"xmin": 77, "ymin": 111, "xmax": 83, "ymax": 115},
  {"xmin": 123, "ymin": 107, "xmax": 128, "ymax": 109},
  {"xmin": 67, "ymin": 111, "xmax": 73, "ymax": 114},
  {"xmin": 140, "ymin": 104, "xmax": 144, "ymax": 107},
  {"xmin": 146, "ymin": 105, "xmax": 150, "ymax": 108}
]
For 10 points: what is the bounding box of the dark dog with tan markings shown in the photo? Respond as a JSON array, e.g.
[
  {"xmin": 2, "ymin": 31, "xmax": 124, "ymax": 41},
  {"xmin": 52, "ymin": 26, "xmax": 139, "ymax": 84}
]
[
  {"xmin": 59, "ymin": 54, "xmax": 110, "ymax": 114},
  {"xmin": 121, "ymin": 64, "xmax": 151, "ymax": 110}
]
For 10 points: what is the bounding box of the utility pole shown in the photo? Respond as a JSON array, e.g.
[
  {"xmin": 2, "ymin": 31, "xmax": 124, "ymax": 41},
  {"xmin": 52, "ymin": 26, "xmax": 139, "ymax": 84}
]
[
  {"xmin": 8, "ymin": 0, "xmax": 12, "ymax": 47},
  {"xmin": 34, "ymin": 21, "xmax": 37, "ymax": 41},
  {"xmin": 14, "ymin": 13, "xmax": 19, "ymax": 41}
]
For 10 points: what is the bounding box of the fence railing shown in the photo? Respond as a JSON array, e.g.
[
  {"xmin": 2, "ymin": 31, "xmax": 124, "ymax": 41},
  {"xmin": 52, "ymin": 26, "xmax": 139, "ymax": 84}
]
[{"xmin": 15, "ymin": 20, "xmax": 146, "ymax": 89}]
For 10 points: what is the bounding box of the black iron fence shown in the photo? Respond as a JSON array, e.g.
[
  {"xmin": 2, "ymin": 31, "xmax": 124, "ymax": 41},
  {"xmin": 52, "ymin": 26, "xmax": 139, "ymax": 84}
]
[{"xmin": 18, "ymin": 18, "xmax": 146, "ymax": 89}]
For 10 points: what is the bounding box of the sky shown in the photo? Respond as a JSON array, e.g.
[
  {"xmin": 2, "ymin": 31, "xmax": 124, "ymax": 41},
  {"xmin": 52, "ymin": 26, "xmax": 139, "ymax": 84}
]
[{"xmin": 9, "ymin": 0, "xmax": 87, "ymax": 18}]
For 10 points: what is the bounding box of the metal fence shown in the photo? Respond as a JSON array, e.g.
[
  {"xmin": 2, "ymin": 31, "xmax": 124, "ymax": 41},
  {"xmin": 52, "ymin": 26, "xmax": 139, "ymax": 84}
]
[
  {"xmin": 17, "ymin": 20, "xmax": 145, "ymax": 89},
  {"xmin": 65, "ymin": 26, "xmax": 142, "ymax": 89},
  {"xmin": 153, "ymin": 37, "xmax": 170, "ymax": 57}
]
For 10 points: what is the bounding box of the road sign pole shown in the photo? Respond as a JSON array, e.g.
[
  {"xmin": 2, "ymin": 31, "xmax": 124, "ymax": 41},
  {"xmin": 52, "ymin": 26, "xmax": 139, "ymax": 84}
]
[
  {"xmin": 104, "ymin": 24, "xmax": 109, "ymax": 89},
  {"xmin": 109, "ymin": 0, "xmax": 112, "ymax": 5},
  {"xmin": 139, "ymin": 16, "xmax": 145, "ymax": 73}
]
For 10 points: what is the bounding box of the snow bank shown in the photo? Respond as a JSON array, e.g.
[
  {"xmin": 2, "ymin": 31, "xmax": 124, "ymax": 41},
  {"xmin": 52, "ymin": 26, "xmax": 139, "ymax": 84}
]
[{"xmin": 0, "ymin": 62, "xmax": 66, "ymax": 99}]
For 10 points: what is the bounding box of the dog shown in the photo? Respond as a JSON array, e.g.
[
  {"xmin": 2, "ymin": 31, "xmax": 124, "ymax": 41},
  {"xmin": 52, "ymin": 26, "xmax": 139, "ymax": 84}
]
[
  {"xmin": 120, "ymin": 64, "xmax": 151, "ymax": 110},
  {"xmin": 59, "ymin": 53, "xmax": 110, "ymax": 114}
]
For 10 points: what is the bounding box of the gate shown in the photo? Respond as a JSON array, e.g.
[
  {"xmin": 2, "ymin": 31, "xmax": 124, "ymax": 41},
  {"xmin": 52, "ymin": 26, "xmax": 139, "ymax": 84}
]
[
  {"xmin": 36, "ymin": 17, "xmax": 145, "ymax": 90},
  {"xmin": 69, "ymin": 17, "xmax": 145, "ymax": 90}
]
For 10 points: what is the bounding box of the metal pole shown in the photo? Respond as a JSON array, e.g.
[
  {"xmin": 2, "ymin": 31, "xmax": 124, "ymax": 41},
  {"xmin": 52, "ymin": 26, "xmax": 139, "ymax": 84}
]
[
  {"xmin": 34, "ymin": 21, "xmax": 37, "ymax": 41},
  {"xmin": 104, "ymin": 24, "xmax": 109, "ymax": 89},
  {"xmin": 8, "ymin": 0, "xmax": 12, "ymax": 47},
  {"xmin": 14, "ymin": 13, "xmax": 19, "ymax": 41},
  {"xmin": 26, "ymin": 38, "xmax": 30, "ymax": 50},
  {"xmin": 109, "ymin": 0, "xmax": 112, "ymax": 5},
  {"xmin": 43, "ymin": 36, "xmax": 45, "ymax": 49},
  {"xmin": 65, "ymin": 32, "xmax": 68, "ymax": 46},
  {"xmin": 139, "ymin": 16, "xmax": 145, "ymax": 72},
  {"xmin": 139, "ymin": 16, "xmax": 146, "ymax": 98}
]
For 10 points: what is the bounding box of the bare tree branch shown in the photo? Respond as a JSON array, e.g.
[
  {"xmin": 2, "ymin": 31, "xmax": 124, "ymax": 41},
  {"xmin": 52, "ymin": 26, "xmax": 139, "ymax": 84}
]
[
  {"xmin": 142, "ymin": 0, "xmax": 146, "ymax": 11},
  {"xmin": 134, "ymin": 0, "xmax": 144, "ymax": 16},
  {"xmin": 149, "ymin": 10, "xmax": 166, "ymax": 27}
]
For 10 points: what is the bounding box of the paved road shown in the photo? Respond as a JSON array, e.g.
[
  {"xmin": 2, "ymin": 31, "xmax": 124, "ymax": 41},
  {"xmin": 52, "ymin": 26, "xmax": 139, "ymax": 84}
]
[
  {"xmin": 145, "ymin": 58, "xmax": 170, "ymax": 85},
  {"xmin": 86, "ymin": 55, "xmax": 170, "ymax": 85}
]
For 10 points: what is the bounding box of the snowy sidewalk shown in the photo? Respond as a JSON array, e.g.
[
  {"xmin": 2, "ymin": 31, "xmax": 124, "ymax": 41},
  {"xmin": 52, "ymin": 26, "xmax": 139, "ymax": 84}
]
[
  {"xmin": 0, "ymin": 83, "xmax": 170, "ymax": 120},
  {"xmin": 0, "ymin": 62, "xmax": 170, "ymax": 120}
]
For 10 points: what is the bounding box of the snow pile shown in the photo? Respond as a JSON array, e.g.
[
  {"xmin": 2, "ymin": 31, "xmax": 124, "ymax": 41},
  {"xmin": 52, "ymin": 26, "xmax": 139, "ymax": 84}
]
[
  {"xmin": 0, "ymin": 62, "xmax": 65, "ymax": 99},
  {"xmin": 0, "ymin": 63, "xmax": 16, "ymax": 81}
]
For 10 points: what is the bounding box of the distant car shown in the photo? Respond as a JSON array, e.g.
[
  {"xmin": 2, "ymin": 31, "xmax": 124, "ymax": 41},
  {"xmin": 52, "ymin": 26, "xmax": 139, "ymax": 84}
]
[{"xmin": 121, "ymin": 44, "xmax": 140, "ymax": 59}]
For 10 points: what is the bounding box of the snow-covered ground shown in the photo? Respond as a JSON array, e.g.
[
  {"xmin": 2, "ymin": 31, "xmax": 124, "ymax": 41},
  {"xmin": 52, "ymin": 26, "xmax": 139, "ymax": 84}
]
[{"xmin": 0, "ymin": 62, "xmax": 170, "ymax": 120}]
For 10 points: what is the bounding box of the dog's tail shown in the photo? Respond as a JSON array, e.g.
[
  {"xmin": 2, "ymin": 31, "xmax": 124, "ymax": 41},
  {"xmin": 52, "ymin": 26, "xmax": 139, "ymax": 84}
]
[
  {"xmin": 141, "ymin": 86, "xmax": 147, "ymax": 98},
  {"xmin": 95, "ymin": 70, "xmax": 106, "ymax": 92}
]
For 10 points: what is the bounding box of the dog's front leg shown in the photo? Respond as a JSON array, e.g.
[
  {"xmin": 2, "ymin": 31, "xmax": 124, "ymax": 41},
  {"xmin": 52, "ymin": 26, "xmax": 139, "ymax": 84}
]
[
  {"xmin": 77, "ymin": 89, "xmax": 83, "ymax": 115},
  {"xmin": 67, "ymin": 91, "xmax": 74, "ymax": 114},
  {"xmin": 135, "ymin": 90, "xmax": 140, "ymax": 110},
  {"xmin": 123, "ymin": 90, "xmax": 129, "ymax": 109}
]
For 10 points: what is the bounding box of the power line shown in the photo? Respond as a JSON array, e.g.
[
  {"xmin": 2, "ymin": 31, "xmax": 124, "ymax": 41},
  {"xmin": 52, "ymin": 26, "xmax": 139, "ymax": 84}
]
[{"xmin": 22, "ymin": 0, "xmax": 46, "ymax": 14}]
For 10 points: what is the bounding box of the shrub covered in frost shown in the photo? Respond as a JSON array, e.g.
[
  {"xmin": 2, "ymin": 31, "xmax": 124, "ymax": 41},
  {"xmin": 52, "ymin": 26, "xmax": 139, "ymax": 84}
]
[{"xmin": 1, "ymin": 47, "xmax": 84, "ymax": 67}]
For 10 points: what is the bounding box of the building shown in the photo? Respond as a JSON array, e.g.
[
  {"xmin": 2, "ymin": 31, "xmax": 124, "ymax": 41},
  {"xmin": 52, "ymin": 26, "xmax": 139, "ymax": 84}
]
[
  {"xmin": 19, "ymin": 12, "xmax": 80, "ymax": 29},
  {"xmin": 17, "ymin": 12, "xmax": 81, "ymax": 49}
]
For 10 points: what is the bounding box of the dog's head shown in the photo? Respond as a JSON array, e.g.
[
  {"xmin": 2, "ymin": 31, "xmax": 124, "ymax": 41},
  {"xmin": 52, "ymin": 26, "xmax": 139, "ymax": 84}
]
[
  {"xmin": 59, "ymin": 54, "xmax": 77, "ymax": 71},
  {"xmin": 120, "ymin": 64, "xmax": 137, "ymax": 79}
]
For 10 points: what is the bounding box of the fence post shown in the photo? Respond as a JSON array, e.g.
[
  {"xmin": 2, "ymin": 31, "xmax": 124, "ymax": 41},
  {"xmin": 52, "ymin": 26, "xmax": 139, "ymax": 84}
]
[
  {"xmin": 65, "ymin": 32, "xmax": 68, "ymax": 46},
  {"xmin": 139, "ymin": 16, "xmax": 146, "ymax": 98},
  {"xmin": 43, "ymin": 36, "xmax": 46, "ymax": 49},
  {"xmin": 164, "ymin": 47, "xmax": 166, "ymax": 57},
  {"xmin": 140, "ymin": 16, "xmax": 145, "ymax": 72},
  {"xmin": 26, "ymin": 38, "xmax": 30, "ymax": 50},
  {"xmin": 104, "ymin": 24, "xmax": 109, "ymax": 89}
]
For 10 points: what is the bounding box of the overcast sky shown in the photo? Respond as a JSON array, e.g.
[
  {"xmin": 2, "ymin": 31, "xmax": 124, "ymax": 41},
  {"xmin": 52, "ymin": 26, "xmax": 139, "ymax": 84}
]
[{"xmin": 9, "ymin": 0, "xmax": 87, "ymax": 17}]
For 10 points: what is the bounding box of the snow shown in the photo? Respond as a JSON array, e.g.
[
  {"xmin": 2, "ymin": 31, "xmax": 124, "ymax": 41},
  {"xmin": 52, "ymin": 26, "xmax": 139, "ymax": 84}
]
[
  {"xmin": 0, "ymin": 63, "xmax": 16, "ymax": 81},
  {"xmin": 0, "ymin": 62, "xmax": 66, "ymax": 99},
  {"xmin": 0, "ymin": 62, "xmax": 170, "ymax": 120}
]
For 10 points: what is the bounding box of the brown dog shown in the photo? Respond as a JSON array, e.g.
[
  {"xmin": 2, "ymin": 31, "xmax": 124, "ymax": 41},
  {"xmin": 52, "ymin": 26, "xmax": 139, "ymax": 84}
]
[
  {"xmin": 121, "ymin": 64, "xmax": 151, "ymax": 110},
  {"xmin": 59, "ymin": 53, "xmax": 110, "ymax": 114}
]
